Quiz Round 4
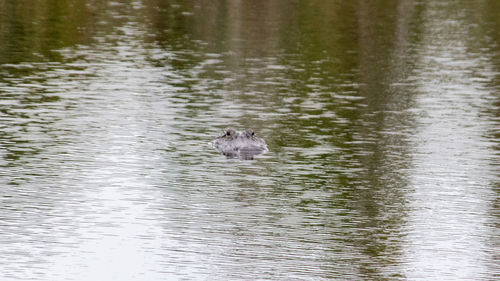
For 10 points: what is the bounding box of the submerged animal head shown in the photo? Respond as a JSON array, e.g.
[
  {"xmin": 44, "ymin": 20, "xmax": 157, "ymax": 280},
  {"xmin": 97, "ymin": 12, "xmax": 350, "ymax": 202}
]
[{"xmin": 212, "ymin": 128, "xmax": 268, "ymax": 159}]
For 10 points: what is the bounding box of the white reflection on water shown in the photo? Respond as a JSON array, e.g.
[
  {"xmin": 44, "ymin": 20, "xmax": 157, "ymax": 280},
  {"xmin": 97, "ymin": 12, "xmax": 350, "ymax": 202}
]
[
  {"xmin": 402, "ymin": 4, "xmax": 499, "ymax": 280},
  {"xmin": 0, "ymin": 1, "xmax": 499, "ymax": 280},
  {"xmin": 0, "ymin": 26, "xmax": 169, "ymax": 280}
]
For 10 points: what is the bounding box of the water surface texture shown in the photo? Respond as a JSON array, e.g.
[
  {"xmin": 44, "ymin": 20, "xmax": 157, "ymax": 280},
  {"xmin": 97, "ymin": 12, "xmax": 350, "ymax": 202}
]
[{"xmin": 1, "ymin": 0, "xmax": 499, "ymax": 280}]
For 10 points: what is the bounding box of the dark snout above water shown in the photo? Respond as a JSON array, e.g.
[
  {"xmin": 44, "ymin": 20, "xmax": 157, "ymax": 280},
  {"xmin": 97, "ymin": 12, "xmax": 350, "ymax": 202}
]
[{"xmin": 1, "ymin": 0, "xmax": 499, "ymax": 280}]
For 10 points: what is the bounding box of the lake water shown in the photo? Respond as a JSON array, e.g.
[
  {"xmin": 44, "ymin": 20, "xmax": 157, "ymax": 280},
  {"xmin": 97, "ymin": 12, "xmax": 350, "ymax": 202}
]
[{"xmin": 0, "ymin": 0, "xmax": 499, "ymax": 280}]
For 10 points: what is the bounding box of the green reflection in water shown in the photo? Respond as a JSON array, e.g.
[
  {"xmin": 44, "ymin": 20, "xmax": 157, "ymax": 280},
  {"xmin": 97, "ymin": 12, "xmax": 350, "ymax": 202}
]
[
  {"xmin": 142, "ymin": 1, "xmax": 423, "ymax": 278},
  {"xmin": 0, "ymin": 0, "xmax": 499, "ymax": 280}
]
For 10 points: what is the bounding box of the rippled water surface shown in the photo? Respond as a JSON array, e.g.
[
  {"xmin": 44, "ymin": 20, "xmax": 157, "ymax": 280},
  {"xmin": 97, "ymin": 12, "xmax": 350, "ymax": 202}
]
[{"xmin": 1, "ymin": 0, "xmax": 499, "ymax": 280}]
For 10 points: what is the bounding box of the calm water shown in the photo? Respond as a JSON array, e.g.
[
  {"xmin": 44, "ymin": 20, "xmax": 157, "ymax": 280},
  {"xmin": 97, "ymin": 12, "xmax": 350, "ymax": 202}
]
[{"xmin": 1, "ymin": 0, "xmax": 499, "ymax": 280}]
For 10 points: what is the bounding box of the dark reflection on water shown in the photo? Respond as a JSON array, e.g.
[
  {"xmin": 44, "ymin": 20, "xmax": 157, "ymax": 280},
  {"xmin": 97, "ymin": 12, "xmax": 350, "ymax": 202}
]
[{"xmin": 0, "ymin": 0, "xmax": 499, "ymax": 280}]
